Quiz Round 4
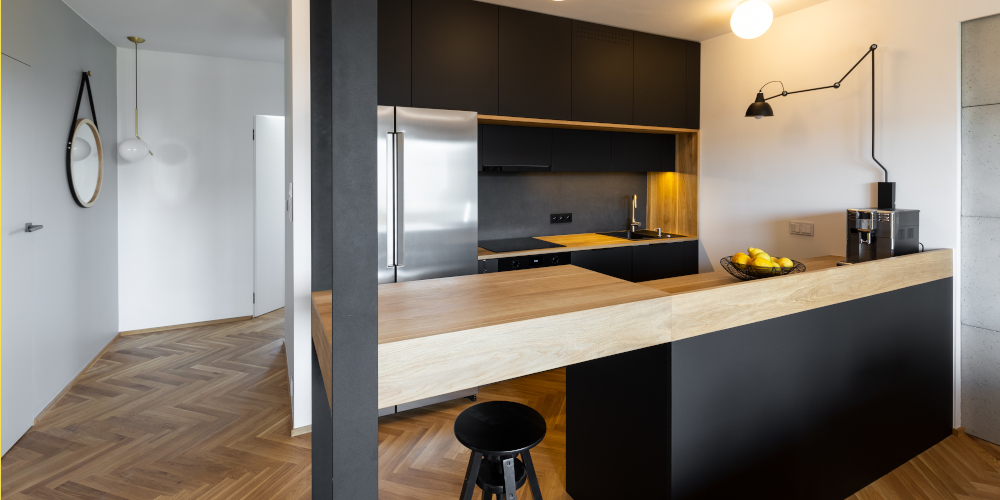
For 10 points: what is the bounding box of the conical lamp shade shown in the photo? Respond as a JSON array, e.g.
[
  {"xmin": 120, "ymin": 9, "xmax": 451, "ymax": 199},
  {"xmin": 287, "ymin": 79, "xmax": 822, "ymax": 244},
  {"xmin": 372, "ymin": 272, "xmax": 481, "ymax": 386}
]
[{"xmin": 119, "ymin": 137, "xmax": 149, "ymax": 162}]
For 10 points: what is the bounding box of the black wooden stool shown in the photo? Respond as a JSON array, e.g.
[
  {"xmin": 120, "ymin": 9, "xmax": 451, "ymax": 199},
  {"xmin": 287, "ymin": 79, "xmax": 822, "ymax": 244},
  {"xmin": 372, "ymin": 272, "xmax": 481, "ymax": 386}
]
[{"xmin": 454, "ymin": 401, "xmax": 546, "ymax": 500}]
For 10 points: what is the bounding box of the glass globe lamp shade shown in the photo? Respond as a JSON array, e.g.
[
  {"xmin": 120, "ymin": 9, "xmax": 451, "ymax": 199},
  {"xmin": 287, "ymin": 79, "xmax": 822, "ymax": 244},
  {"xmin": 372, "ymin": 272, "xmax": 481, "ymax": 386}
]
[
  {"xmin": 731, "ymin": 0, "xmax": 773, "ymax": 39},
  {"xmin": 71, "ymin": 138, "xmax": 93, "ymax": 161},
  {"xmin": 119, "ymin": 138, "xmax": 149, "ymax": 163}
]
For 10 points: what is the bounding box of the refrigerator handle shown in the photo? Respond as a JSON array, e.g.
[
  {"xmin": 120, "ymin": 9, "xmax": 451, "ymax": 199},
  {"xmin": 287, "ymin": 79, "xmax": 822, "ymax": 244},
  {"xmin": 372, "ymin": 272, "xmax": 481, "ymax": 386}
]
[
  {"xmin": 395, "ymin": 132, "xmax": 405, "ymax": 267},
  {"xmin": 386, "ymin": 132, "xmax": 396, "ymax": 269}
]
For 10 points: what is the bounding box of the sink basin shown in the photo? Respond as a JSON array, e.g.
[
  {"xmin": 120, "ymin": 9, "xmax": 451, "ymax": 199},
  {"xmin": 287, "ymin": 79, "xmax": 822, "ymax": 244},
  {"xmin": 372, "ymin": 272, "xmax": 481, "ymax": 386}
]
[{"xmin": 597, "ymin": 230, "xmax": 686, "ymax": 240}]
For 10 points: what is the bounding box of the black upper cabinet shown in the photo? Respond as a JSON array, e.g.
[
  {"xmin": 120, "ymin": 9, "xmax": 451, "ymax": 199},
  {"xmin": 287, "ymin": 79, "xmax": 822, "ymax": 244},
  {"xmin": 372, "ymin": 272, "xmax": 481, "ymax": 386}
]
[
  {"xmin": 499, "ymin": 8, "xmax": 572, "ymax": 120},
  {"xmin": 612, "ymin": 132, "xmax": 675, "ymax": 172},
  {"xmin": 412, "ymin": 0, "xmax": 498, "ymax": 115},
  {"xmin": 552, "ymin": 129, "xmax": 612, "ymax": 172},
  {"xmin": 571, "ymin": 247, "xmax": 633, "ymax": 282},
  {"xmin": 572, "ymin": 21, "xmax": 634, "ymax": 125},
  {"xmin": 685, "ymin": 41, "xmax": 701, "ymax": 129},
  {"xmin": 481, "ymin": 125, "xmax": 552, "ymax": 169},
  {"xmin": 633, "ymin": 32, "xmax": 687, "ymax": 128},
  {"xmin": 378, "ymin": 0, "xmax": 412, "ymax": 107}
]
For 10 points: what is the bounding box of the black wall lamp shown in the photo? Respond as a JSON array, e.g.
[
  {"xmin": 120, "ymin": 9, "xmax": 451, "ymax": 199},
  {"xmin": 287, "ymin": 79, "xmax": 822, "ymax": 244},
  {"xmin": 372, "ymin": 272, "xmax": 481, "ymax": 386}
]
[{"xmin": 746, "ymin": 44, "xmax": 896, "ymax": 210}]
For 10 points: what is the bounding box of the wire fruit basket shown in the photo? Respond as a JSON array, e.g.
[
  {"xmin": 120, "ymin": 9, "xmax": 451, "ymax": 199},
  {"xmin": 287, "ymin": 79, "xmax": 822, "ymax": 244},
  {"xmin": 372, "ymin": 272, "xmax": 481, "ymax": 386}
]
[{"xmin": 720, "ymin": 257, "xmax": 806, "ymax": 281}]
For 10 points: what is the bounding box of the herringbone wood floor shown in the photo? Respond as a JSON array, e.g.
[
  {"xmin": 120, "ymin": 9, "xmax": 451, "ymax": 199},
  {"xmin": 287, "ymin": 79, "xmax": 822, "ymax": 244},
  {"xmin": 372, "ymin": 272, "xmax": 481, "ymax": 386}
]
[{"xmin": 4, "ymin": 312, "xmax": 1000, "ymax": 499}]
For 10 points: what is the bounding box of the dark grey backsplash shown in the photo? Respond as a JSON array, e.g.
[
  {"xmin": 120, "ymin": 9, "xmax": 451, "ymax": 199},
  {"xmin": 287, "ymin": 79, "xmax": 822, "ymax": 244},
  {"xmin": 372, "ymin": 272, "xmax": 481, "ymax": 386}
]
[{"xmin": 478, "ymin": 172, "xmax": 647, "ymax": 241}]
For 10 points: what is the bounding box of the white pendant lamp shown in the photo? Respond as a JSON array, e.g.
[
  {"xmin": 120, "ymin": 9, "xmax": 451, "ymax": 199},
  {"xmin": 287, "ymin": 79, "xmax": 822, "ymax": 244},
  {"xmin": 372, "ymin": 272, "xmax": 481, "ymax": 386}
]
[
  {"xmin": 119, "ymin": 36, "xmax": 153, "ymax": 162},
  {"xmin": 731, "ymin": 0, "xmax": 774, "ymax": 40}
]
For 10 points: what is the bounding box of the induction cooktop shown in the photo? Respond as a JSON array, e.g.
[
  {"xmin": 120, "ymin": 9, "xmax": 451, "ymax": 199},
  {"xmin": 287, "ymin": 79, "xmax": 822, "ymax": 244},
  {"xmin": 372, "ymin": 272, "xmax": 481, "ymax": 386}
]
[{"xmin": 478, "ymin": 237, "xmax": 566, "ymax": 253}]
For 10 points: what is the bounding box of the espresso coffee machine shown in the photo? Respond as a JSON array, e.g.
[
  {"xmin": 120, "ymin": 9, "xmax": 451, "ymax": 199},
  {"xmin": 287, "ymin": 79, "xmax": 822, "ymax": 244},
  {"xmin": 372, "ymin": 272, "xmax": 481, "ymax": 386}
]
[{"xmin": 846, "ymin": 208, "xmax": 920, "ymax": 263}]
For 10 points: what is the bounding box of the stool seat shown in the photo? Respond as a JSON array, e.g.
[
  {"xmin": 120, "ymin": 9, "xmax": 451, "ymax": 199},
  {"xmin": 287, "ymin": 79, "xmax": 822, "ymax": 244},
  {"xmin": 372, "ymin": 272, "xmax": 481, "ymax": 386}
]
[
  {"xmin": 455, "ymin": 402, "xmax": 546, "ymax": 500},
  {"xmin": 454, "ymin": 401, "xmax": 547, "ymax": 456}
]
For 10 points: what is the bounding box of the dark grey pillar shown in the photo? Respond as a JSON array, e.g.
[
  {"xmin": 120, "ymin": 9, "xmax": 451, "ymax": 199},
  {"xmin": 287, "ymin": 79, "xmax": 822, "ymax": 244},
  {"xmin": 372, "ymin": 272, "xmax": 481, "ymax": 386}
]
[{"xmin": 311, "ymin": 0, "xmax": 379, "ymax": 497}]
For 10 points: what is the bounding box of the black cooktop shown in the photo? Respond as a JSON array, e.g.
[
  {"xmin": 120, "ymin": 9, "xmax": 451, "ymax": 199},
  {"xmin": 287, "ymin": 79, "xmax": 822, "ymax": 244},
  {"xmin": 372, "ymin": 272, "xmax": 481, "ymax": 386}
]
[{"xmin": 479, "ymin": 237, "xmax": 566, "ymax": 253}]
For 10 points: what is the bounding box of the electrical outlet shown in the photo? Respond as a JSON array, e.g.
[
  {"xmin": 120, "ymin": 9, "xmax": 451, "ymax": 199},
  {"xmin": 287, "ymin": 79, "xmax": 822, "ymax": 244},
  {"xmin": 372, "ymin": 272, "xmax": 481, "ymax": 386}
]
[
  {"xmin": 550, "ymin": 213, "xmax": 573, "ymax": 224},
  {"xmin": 790, "ymin": 221, "xmax": 815, "ymax": 236}
]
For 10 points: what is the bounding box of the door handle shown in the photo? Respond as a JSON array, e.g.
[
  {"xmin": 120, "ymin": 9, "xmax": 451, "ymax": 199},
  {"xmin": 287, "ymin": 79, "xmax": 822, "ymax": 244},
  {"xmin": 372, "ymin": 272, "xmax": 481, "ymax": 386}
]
[
  {"xmin": 25, "ymin": 223, "xmax": 43, "ymax": 233},
  {"xmin": 394, "ymin": 132, "xmax": 404, "ymax": 268},
  {"xmin": 386, "ymin": 132, "xmax": 396, "ymax": 268}
]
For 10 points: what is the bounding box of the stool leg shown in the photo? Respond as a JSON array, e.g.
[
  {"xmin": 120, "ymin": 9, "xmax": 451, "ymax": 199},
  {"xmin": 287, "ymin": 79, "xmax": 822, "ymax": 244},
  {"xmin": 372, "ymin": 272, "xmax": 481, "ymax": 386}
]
[
  {"xmin": 502, "ymin": 457, "xmax": 517, "ymax": 500},
  {"xmin": 521, "ymin": 450, "xmax": 543, "ymax": 500},
  {"xmin": 460, "ymin": 452, "xmax": 483, "ymax": 500}
]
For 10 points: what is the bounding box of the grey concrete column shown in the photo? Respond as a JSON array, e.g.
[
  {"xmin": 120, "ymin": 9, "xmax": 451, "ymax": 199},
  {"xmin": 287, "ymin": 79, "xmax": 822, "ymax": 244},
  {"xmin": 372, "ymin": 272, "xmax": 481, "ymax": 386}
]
[{"xmin": 960, "ymin": 13, "xmax": 1000, "ymax": 446}]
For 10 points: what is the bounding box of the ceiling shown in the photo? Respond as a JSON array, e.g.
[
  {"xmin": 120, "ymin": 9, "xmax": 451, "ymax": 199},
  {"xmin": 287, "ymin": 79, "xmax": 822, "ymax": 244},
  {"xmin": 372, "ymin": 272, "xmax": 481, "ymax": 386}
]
[
  {"xmin": 478, "ymin": 0, "xmax": 828, "ymax": 42},
  {"xmin": 61, "ymin": 0, "xmax": 287, "ymax": 63},
  {"xmin": 60, "ymin": 0, "xmax": 827, "ymax": 64}
]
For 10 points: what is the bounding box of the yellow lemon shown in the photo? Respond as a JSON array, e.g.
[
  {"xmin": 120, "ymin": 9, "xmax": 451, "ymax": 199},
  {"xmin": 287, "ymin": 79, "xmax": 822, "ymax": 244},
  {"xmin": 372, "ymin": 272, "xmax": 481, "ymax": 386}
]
[
  {"xmin": 754, "ymin": 251, "xmax": 771, "ymax": 262},
  {"xmin": 732, "ymin": 252, "xmax": 752, "ymax": 269},
  {"xmin": 751, "ymin": 256, "xmax": 772, "ymax": 268},
  {"xmin": 748, "ymin": 247, "xmax": 758, "ymax": 256},
  {"xmin": 778, "ymin": 257, "xmax": 794, "ymax": 268}
]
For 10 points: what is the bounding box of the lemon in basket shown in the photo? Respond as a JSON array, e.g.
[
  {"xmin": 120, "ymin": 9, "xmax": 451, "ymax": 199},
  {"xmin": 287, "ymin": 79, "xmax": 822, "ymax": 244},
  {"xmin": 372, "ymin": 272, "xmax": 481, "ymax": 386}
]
[
  {"xmin": 732, "ymin": 252, "xmax": 752, "ymax": 269},
  {"xmin": 777, "ymin": 257, "xmax": 794, "ymax": 268}
]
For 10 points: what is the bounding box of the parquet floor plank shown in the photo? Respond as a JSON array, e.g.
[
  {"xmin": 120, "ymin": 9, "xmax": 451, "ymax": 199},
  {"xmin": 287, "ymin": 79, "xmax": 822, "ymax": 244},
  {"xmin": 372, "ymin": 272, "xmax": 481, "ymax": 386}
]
[{"xmin": 5, "ymin": 311, "xmax": 1000, "ymax": 499}]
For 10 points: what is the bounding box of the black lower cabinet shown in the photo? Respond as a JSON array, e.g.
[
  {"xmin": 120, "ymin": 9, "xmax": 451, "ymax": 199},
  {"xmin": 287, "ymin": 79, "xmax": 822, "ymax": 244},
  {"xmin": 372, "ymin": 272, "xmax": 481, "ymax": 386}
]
[
  {"xmin": 566, "ymin": 278, "xmax": 954, "ymax": 499},
  {"xmin": 573, "ymin": 241, "xmax": 697, "ymax": 282},
  {"xmin": 570, "ymin": 247, "xmax": 632, "ymax": 282},
  {"xmin": 631, "ymin": 241, "xmax": 697, "ymax": 282}
]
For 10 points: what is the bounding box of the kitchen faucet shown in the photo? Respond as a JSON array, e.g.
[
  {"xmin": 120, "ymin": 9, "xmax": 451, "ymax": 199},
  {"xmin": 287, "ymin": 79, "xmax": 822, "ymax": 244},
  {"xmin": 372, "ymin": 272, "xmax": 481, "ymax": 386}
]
[{"xmin": 630, "ymin": 194, "xmax": 641, "ymax": 232}]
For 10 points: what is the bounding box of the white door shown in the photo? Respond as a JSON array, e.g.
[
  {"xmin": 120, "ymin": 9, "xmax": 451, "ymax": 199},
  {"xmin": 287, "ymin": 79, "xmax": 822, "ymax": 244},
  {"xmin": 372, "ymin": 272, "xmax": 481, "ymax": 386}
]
[
  {"xmin": 254, "ymin": 115, "xmax": 286, "ymax": 317},
  {"xmin": 1, "ymin": 53, "xmax": 38, "ymax": 456}
]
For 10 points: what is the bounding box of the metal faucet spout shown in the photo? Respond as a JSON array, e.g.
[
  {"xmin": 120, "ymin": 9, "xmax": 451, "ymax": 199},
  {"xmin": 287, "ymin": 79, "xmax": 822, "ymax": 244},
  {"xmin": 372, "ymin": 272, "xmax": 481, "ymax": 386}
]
[{"xmin": 629, "ymin": 194, "xmax": 641, "ymax": 231}]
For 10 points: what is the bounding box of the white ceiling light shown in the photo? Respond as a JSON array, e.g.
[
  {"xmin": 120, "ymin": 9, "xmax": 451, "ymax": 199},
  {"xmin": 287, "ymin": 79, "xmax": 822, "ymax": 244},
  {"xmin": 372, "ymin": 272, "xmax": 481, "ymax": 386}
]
[
  {"xmin": 731, "ymin": 0, "xmax": 773, "ymax": 39},
  {"xmin": 119, "ymin": 36, "xmax": 153, "ymax": 163}
]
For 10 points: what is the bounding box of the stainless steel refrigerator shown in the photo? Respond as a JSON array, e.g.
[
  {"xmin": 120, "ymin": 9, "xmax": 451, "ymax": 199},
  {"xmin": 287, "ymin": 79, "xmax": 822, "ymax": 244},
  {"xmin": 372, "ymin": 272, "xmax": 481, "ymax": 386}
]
[
  {"xmin": 377, "ymin": 106, "xmax": 479, "ymax": 285},
  {"xmin": 377, "ymin": 106, "xmax": 480, "ymax": 415}
]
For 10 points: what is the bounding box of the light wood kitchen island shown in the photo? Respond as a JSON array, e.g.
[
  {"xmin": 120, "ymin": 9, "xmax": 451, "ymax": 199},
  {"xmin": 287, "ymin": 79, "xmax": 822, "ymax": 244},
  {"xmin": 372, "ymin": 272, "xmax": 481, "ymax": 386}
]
[{"xmin": 313, "ymin": 249, "xmax": 955, "ymax": 499}]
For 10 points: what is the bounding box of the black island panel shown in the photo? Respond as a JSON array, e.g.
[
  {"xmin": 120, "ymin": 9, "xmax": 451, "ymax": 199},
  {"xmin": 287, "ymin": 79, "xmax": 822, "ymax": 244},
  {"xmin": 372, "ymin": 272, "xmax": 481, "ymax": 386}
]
[{"xmin": 567, "ymin": 278, "xmax": 953, "ymax": 500}]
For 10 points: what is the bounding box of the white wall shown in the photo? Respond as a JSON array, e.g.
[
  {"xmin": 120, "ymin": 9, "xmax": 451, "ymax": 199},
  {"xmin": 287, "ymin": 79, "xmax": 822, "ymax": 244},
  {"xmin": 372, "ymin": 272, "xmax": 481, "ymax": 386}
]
[
  {"xmin": 1, "ymin": 0, "xmax": 118, "ymax": 456},
  {"xmin": 117, "ymin": 50, "xmax": 283, "ymax": 332},
  {"xmin": 699, "ymin": 0, "xmax": 1000, "ymax": 427},
  {"xmin": 285, "ymin": 0, "xmax": 312, "ymax": 431}
]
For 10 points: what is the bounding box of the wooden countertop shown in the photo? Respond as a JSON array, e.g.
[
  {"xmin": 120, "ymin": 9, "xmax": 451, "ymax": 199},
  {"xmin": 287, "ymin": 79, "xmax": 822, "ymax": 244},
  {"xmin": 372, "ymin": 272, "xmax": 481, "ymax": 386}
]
[
  {"xmin": 478, "ymin": 232, "xmax": 698, "ymax": 260},
  {"xmin": 313, "ymin": 249, "xmax": 954, "ymax": 409}
]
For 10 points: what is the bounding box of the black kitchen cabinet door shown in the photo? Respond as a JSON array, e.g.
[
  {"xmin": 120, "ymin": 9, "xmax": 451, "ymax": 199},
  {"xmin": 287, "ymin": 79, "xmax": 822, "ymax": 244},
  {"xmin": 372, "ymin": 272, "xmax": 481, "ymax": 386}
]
[
  {"xmin": 572, "ymin": 21, "xmax": 634, "ymax": 125},
  {"xmin": 552, "ymin": 129, "xmax": 612, "ymax": 172},
  {"xmin": 481, "ymin": 125, "xmax": 552, "ymax": 170},
  {"xmin": 685, "ymin": 41, "xmax": 701, "ymax": 129},
  {"xmin": 631, "ymin": 241, "xmax": 698, "ymax": 282},
  {"xmin": 378, "ymin": 0, "xmax": 412, "ymax": 107},
  {"xmin": 412, "ymin": 0, "xmax": 498, "ymax": 114},
  {"xmin": 633, "ymin": 32, "xmax": 687, "ymax": 128},
  {"xmin": 499, "ymin": 7, "xmax": 572, "ymax": 120},
  {"xmin": 612, "ymin": 132, "xmax": 675, "ymax": 172},
  {"xmin": 572, "ymin": 247, "xmax": 632, "ymax": 282}
]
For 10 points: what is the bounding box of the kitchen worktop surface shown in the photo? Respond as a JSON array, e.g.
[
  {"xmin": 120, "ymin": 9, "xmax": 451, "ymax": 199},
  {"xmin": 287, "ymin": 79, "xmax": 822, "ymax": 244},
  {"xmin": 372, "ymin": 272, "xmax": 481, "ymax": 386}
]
[
  {"xmin": 477, "ymin": 232, "xmax": 699, "ymax": 260},
  {"xmin": 313, "ymin": 249, "xmax": 953, "ymax": 409}
]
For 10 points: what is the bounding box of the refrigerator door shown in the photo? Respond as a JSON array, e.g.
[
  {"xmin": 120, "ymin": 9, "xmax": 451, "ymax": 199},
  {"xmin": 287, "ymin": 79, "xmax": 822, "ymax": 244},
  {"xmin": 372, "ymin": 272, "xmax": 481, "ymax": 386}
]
[
  {"xmin": 377, "ymin": 106, "xmax": 396, "ymax": 285},
  {"xmin": 394, "ymin": 107, "xmax": 479, "ymax": 283}
]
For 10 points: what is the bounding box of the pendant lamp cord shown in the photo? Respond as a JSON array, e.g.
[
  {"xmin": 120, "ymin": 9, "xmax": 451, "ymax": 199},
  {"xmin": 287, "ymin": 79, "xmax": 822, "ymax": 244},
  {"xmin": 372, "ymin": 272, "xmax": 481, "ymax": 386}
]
[{"xmin": 133, "ymin": 40, "xmax": 153, "ymax": 155}]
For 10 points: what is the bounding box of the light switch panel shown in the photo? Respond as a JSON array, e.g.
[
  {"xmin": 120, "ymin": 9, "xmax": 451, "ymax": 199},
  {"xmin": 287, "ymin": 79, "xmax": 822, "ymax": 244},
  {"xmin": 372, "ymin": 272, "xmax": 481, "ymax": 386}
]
[{"xmin": 790, "ymin": 221, "xmax": 815, "ymax": 236}]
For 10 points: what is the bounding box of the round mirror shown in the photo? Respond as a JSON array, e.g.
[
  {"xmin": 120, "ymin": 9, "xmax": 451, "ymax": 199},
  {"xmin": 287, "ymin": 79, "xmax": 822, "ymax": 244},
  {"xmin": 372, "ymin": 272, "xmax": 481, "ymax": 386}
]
[{"xmin": 68, "ymin": 118, "xmax": 104, "ymax": 207}]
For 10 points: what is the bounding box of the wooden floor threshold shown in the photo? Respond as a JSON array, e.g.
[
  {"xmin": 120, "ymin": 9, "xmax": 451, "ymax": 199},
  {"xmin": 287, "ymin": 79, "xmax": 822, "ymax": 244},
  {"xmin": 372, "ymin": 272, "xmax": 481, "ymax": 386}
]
[{"xmin": 119, "ymin": 315, "xmax": 254, "ymax": 336}]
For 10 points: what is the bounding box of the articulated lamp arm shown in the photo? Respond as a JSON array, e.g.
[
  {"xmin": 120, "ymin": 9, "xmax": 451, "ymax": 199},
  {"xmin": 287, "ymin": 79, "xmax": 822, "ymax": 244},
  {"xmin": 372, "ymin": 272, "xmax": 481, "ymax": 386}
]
[{"xmin": 746, "ymin": 44, "xmax": 887, "ymax": 182}]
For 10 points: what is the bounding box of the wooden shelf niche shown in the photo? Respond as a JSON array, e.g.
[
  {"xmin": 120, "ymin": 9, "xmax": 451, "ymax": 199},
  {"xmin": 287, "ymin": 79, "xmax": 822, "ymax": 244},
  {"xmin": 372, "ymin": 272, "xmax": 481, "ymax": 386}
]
[{"xmin": 478, "ymin": 115, "xmax": 700, "ymax": 239}]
